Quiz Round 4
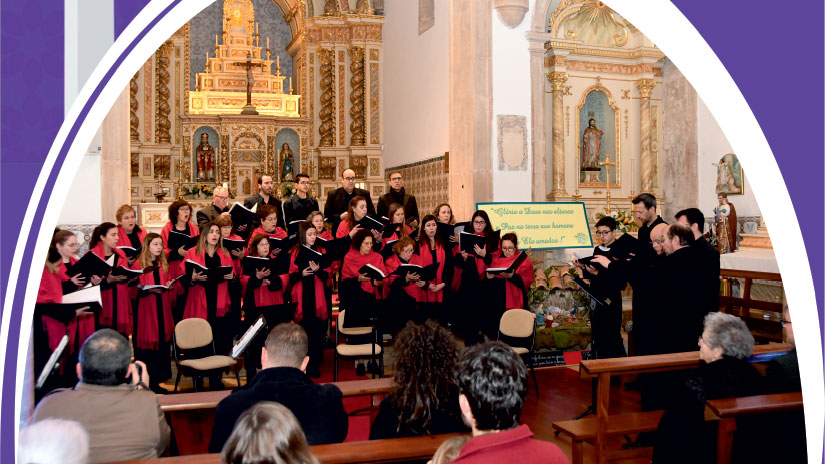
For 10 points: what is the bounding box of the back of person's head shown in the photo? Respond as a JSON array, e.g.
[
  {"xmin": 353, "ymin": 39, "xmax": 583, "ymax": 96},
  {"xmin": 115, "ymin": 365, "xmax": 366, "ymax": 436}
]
[
  {"xmin": 78, "ymin": 329, "xmax": 131, "ymax": 386},
  {"xmin": 264, "ymin": 323, "xmax": 308, "ymax": 368},
  {"xmin": 221, "ymin": 402, "xmax": 319, "ymax": 464},
  {"xmin": 457, "ymin": 341, "xmax": 527, "ymax": 431},
  {"xmin": 675, "ymin": 208, "xmax": 705, "ymax": 233},
  {"xmin": 19, "ymin": 419, "xmax": 89, "ymax": 464},
  {"xmin": 668, "ymin": 223, "xmax": 695, "ymax": 247},
  {"xmin": 631, "ymin": 192, "xmax": 657, "ymax": 209},
  {"xmin": 430, "ymin": 435, "xmax": 471, "ymax": 464},
  {"xmin": 392, "ymin": 322, "xmax": 462, "ymax": 433},
  {"xmin": 703, "ymin": 312, "xmax": 754, "ymax": 360}
]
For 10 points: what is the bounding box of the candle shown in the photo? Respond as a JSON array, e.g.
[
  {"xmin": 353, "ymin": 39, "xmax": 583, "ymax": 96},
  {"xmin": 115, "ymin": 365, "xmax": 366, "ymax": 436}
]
[
  {"xmin": 256, "ymin": 22, "xmax": 259, "ymax": 34},
  {"xmin": 288, "ymin": 77, "xmax": 291, "ymax": 91},
  {"xmin": 267, "ymin": 37, "xmax": 270, "ymax": 49},
  {"xmin": 215, "ymin": 34, "xmax": 218, "ymax": 46},
  {"xmin": 276, "ymin": 56, "xmax": 280, "ymax": 67}
]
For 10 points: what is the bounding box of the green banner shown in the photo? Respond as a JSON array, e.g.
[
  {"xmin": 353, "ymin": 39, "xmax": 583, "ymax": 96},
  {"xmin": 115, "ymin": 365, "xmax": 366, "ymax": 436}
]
[{"xmin": 476, "ymin": 202, "xmax": 593, "ymax": 250}]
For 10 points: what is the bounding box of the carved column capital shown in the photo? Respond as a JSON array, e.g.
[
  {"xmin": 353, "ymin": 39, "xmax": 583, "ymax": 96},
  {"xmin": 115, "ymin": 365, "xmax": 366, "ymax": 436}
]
[
  {"xmin": 636, "ymin": 78, "xmax": 656, "ymax": 98},
  {"xmin": 546, "ymin": 71, "xmax": 568, "ymax": 91}
]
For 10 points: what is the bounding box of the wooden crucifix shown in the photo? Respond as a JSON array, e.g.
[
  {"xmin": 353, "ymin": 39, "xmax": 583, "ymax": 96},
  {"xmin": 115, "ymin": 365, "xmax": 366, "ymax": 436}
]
[
  {"xmin": 236, "ymin": 51, "xmax": 266, "ymax": 114},
  {"xmin": 599, "ymin": 154, "xmax": 616, "ymax": 214}
]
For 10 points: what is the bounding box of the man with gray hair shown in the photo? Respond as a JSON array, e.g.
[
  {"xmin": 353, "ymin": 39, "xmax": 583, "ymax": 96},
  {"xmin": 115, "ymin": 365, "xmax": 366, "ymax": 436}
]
[
  {"xmin": 33, "ymin": 329, "xmax": 170, "ymax": 463},
  {"xmin": 209, "ymin": 323, "xmax": 347, "ymax": 452},
  {"xmin": 18, "ymin": 418, "xmax": 89, "ymax": 464},
  {"xmin": 197, "ymin": 185, "xmax": 231, "ymax": 229}
]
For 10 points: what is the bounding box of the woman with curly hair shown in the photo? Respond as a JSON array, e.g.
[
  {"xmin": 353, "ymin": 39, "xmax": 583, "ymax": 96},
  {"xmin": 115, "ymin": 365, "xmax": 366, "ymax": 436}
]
[{"xmin": 369, "ymin": 321, "xmax": 468, "ymax": 439}]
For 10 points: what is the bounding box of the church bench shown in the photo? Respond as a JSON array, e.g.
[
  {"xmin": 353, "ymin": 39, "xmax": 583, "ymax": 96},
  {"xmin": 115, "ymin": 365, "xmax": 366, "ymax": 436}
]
[
  {"xmin": 704, "ymin": 391, "xmax": 803, "ymax": 464},
  {"xmin": 565, "ymin": 343, "xmax": 791, "ymax": 464},
  {"xmin": 159, "ymin": 377, "xmax": 393, "ymax": 456},
  {"xmin": 552, "ymin": 411, "xmax": 664, "ymax": 464},
  {"xmin": 112, "ymin": 432, "xmax": 464, "ymax": 464}
]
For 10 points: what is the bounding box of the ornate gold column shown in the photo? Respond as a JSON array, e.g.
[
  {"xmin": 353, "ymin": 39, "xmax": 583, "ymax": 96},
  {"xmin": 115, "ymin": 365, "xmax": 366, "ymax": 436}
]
[
  {"xmin": 155, "ymin": 41, "xmax": 173, "ymax": 144},
  {"xmin": 636, "ymin": 78, "xmax": 655, "ymax": 192},
  {"xmin": 318, "ymin": 48, "xmax": 335, "ymax": 147},
  {"xmin": 348, "ymin": 46, "xmax": 366, "ymax": 146},
  {"xmin": 547, "ymin": 71, "xmax": 568, "ymax": 196},
  {"xmin": 130, "ymin": 72, "xmax": 139, "ymax": 141}
]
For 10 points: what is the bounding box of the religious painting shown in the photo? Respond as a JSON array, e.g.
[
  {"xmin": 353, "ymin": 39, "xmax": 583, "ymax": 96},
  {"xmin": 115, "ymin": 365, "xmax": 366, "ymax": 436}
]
[
  {"xmin": 144, "ymin": 187, "xmax": 153, "ymax": 197},
  {"xmin": 275, "ymin": 128, "xmax": 299, "ymax": 182},
  {"xmin": 237, "ymin": 168, "xmax": 254, "ymax": 196},
  {"xmin": 715, "ymin": 153, "xmax": 744, "ymax": 195},
  {"xmin": 153, "ymin": 154, "xmax": 171, "ymax": 179},
  {"xmin": 142, "ymin": 157, "xmax": 152, "ymax": 177},
  {"xmin": 193, "ymin": 126, "xmax": 219, "ymax": 183},
  {"xmin": 139, "ymin": 204, "xmax": 170, "ymax": 228},
  {"xmin": 578, "ymin": 89, "xmax": 619, "ymax": 187},
  {"xmin": 372, "ymin": 185, "xmax": 385, "ymax": 198}
]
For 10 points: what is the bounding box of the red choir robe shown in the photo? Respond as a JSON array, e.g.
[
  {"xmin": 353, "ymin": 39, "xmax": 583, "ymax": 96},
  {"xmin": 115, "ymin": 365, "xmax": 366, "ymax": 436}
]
[
  {"xmin": 341, "ymin": 249, "xmax": 386, "ymax": 295},
  {"xmin": 89, "ymin": 243, "xmax": 131, "ymax": 335},
  {"xmin": 288, "ymin": 246, "xmax": 330, "ymax": 322},
  {"xmin": 383, "ymin": 253, "xmax": 426, "ymax": 301},
  {"xmin": 223, "ymin": 232, "xmax": 244, "ymax": 278},
  {"xmin": 488, "ymin": 251, "xmax": 535, "ymax": 310},
  {"xmin": 335, "ymin": 220, "xmax": 354, "ymax": 238},
  {"xmin": 161, "ymin": 221, "xmax": 199, "ymax": 301},
  {"xmin": 453, "ymin": 231, "xmax": 495, "ymax": 291},
  {"xmin": 247, "ymin": 226, "xmax": 288, "ymax": 257},
  {"xmin": 240, "ymin": 266, "xmax": 287, "ymax": 308},
  {"xmin": 381, "ymin": 224, "xmax": 412, "ymax": 248},
  {"xmin": 318, "ymin": 229, "xmax": 340, "ymax": 278},
  {"xmin": 37, "ymin": 265, "xmax": 76, "ymax": 353},
  {"xmin": 417, "ymin": 241, "xmax": 448, "ymax": 303},
  {"xmin": 116, "ymin": 225, "xmax": 147, "ymax": 249},
  {"xmin": 131, "ymin": 260, "xmax": 174, "ymax": 349},
  {"xmin": 182, "ymin": 247, "xmax": 233, "ymax": 320}
]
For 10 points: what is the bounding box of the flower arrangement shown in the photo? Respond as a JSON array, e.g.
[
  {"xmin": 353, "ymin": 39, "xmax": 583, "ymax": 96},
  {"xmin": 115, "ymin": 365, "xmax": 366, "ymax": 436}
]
[
  {"xmin": 182, "ymin": 183, "xmax": 214, "ymax": 197},
  {"xmin": 595, "ymin": 209, "xmax": 638, "ymax": 233},
  {"xmin": 279, "ymin": 181, "xmax": 296, "ymax": 199}
]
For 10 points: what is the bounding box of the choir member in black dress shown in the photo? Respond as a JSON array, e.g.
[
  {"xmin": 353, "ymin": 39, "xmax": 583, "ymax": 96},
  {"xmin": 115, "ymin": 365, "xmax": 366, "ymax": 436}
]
[
  {"xmin": 215, "ymin": 215, "xmax": 244, "ymax": 343},
  {"xmin": 454, "ymin": 210, "xmax": 496, "ymax": 345},
  {"xmin": 415, "ymin": 215, "xmax": 451, "ymax": 322},
  {"xmin": 115, "ymin": 204, "xmax": 146, "ymax": 265},
  {"xmin": 132, "ymin": 233, "xmax": 174, "ymax": 393},
  {"xmin": 340, "ymin": 230, "xmax": 386, "ymax": 331},
  {"xmin": 161, "ymin": 199, "xmax": 199, "ymax": 322},
  {"xmin": 382, "ymin": 236, "xmax": 426, "ymax": 331},
  {"xmin": 483, "ymin": 232, "xmax": 535, "ymax": 339},
  {"xmin": 88, "ymin": 222, "xmax": 131, "ymax": 337}
]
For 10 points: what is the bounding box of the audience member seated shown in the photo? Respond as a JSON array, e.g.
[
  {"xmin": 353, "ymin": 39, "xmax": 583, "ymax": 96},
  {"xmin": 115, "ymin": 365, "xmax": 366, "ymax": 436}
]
[
  {"xmin": 430, "ymin": 435, "xmax": 471, "ymax": 464},
  {"xmin": 221, "ymin": 401, "xmax": 320, "ymax": 464},
  {"xmin": 209, "ymin": 323, "xmax": 348, "ymax": 452},
  {"xmin": 765, "ymin": 298, "xmax": 801, "ymax": 394},
  {"xmin": 451, "ymin": 341, "xmax": 569, "ymax": 463},
  {"xmin": 370, "ymin": 322, "xmax": 468, "ymax": 439},
  {"xmin": 653, "ymin": 312, "xmax": 760, "ymax": 464},
  {"xmin": 32, "ymin": 329, "xmax": 170, "ymax": 463},
  {"xmin": 18, "ymin": 418, "xmax": 89, "ymax": 464}
]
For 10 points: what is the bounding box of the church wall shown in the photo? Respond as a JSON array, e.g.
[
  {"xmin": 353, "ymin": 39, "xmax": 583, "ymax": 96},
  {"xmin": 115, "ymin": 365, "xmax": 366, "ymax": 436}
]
[
  {"xmin": 697, "ymin": 97, "xmax": 761, "ymax": 219},
  {"xmin": 490, "ymin": 4, "xmax": 532, "ymax": 203},
  {"xmin": 381, "ymin": 0, "xmax": 449, "ymax": 169}
]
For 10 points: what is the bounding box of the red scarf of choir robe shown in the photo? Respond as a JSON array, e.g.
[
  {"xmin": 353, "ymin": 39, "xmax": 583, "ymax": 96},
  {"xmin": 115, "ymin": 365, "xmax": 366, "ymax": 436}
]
[
  {"xmin": 247, "ymin": 226, "xmax": 288, "ymax": 257},
  {"xmin": 342, "ymin": 249, "xmax": 385, "ymax": 295},
  {"xmin": 240, "ymin": 266, "xmax": 287, "ymax": 308},
  {"xmin": 183, "ymin": 247, "xmax": 233, "ymax": 320},
  {"xmin": 381, "ymin": 224, "xmax": 412, "ymax": 248},
  {"xmin": 131, "ymin": 260, "xmax": 174, "ymax": 349},
  {"xmin": 161, "ymin": 221, "xmax": 199, "ymax": 300},
  {"xmin": 335, "ymin": 220, "xmax": 354, "ymax": 238},
  {"xmin": 288, "ymin": 247, "xmax": 330, "ymax": 322},
  {"xmin": 90, "ymin": 244, "xmax": 132, "ymax": 334},
  {"xmin": 488, "ymin": 250, "xmax": 535, "ymax": 310},
  {"xmin": 383, "ymin": 253, "xmax": 426, "ymax": 301},
  {"xmin": 116, "ymin": 225, "xmax": 147, "ymax": 249},
  {"xmin": 37, "ymin": 264, "xmax": 76, "ymax": 354},
  {"xmin": 417, "ymin": 240, "xmax": 447, "ymax": 303}
]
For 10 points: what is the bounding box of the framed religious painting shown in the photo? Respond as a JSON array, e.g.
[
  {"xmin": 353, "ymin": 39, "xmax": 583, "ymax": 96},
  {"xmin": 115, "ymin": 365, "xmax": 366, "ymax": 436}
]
[{"xmin": 715, "ymin": 153, "xmax": 744, "ymax": 195}]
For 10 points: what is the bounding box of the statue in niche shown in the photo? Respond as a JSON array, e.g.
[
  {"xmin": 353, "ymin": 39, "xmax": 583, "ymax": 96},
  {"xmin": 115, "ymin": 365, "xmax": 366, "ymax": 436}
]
[
  {"xmin": 280, "ymin": 143, "xmax": 294, "ymax": 181},
  {"xmin": 714, "ymin": 192, "xmax": 737, "ymax": 254},
  {"xmin": 196, "ymin": 133, "xmax": 215, "ymax": 182},
  {"xmin": 581, "ymin": 118, "xmax": 603, "ymax": 171}
]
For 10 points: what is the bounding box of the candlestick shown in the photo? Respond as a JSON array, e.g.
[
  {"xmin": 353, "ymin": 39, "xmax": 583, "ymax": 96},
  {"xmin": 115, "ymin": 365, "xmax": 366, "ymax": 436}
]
[{"xmin": 288, "ymin": 77, "xmax": 292, "ymax": 93}]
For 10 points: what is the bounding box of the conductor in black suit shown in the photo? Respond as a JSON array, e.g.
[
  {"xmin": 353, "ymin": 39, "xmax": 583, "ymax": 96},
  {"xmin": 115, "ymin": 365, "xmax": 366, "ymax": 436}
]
[{"xmin": 323, "ymin": 168, "xmax": 375, "ymax": 233}]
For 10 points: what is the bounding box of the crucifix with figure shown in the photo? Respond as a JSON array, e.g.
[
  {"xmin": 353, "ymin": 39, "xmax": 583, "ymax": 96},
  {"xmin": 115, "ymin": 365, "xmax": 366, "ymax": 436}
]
[
  {"xmin": 600, "ymin": 155, "xmax": 616, "ymax": 214},
  {"xmin": 237, "ymin": 51, "xmax": 266, "ymax": 115}
]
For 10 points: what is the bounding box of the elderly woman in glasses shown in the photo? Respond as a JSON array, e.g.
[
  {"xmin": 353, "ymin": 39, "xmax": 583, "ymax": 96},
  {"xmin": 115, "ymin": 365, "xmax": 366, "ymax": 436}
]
[{"xmin": 653, "ymin": 312, "xmax": 760, "ymax": 464}]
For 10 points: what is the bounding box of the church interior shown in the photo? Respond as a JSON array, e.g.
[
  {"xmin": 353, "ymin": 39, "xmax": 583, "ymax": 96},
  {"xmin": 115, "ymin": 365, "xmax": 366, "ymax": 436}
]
[{"xmin": 29, "ymin": 0, "xmax": 799, "ymax": 462}]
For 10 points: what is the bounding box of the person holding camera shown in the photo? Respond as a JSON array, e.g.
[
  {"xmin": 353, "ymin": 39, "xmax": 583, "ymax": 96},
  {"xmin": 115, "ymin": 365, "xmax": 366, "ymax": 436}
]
[{"xmin": 32, "ymin": 329, "xmax": 170, "ymax": 463}]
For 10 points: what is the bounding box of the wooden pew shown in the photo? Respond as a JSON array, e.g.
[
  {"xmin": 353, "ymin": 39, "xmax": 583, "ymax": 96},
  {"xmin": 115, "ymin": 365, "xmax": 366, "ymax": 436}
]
[
  {"xmin": 705, "ymin": 392, "xmax": 803, "ymax": 464},
  {"xmin": 112, "ymin": 433, "xmax": 465, "ymax": 464},
  {"xmin": 554, "ymin": 343, "xmax": 792, "ymax": 464},
  {"xmin": 159, "ymin": 377, "xmax": 394, "ymax": 456}
]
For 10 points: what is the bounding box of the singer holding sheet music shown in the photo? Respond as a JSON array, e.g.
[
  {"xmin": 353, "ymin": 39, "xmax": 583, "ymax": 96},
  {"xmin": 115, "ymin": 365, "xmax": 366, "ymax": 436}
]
[
  {"xmin": 383, "ymin": 237, "xmax": 425, "ymax": 331},
  {"xmin": 417, "ymin": 215, "xmax": 450, "ymax": 304},
  {"xmin": 241, "ymin": 233, "xmax": 287, "ymax": 380},
  {"xmin": 216, "ymin": 215, "xmax": 245, "ymax": 341},
  {"xmin": 183, "ymin": 223, "xmax": 235, "ymax": 358},
  {"xmin": 382, "ymin": 203, "xmax": 413, "ymax": 248},
  {"xmin": 288, "ymin": 222, "xmax": 330, "ymax": 378},
  {"xmin": 160, "ymin": 200, "xmax": 199, "ymax": 320},
  {"xmin": 454, "ymin": 211, "xmax": 497, "ymax": 345},
  {"xmin": 484, "ymin": 233, "xmax": 534, "ymax": 338},
  {"xmin": 335, "ymin": 197, "xmax": 382, "ymax": 246},
  {"xmin": 34, "ymin": 230, "xmax": 97, "ymax": 391},
  {"xmin": 89, "ymin": 222, "xmax": 132, "ymax": 337},
  {"xmin": 132, "ymin": 233, "xmax": 175, "ymax": 393},
  {"xmin": 248, "ymin": 204, "xmax": 288, "ymax": 256},
  {"xmin": 340, "ymin": 230, "xmax": 386, "ymax": 331},
  {"xmin": 116, "ymin": 205, "xmax": 146, "ymax": 261}
]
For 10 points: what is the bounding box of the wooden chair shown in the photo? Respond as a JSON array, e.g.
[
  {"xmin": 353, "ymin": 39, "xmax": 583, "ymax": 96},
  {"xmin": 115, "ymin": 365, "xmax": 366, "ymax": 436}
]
[
  {"xmin": 172, "ymin": 318, "xmax": 240, "ymax": 392},
  {"xmin": 498, "ymin": 309, "xmax": 539, "ymax": 397},
  {"xmin": 334, "ymin": 309, "xmax": 383, "ymax": 381}
]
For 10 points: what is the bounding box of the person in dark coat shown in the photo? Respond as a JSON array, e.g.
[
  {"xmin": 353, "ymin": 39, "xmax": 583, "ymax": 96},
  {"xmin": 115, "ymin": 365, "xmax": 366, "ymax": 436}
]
[
  {"xmin": 370, "ymin": 322, "xmax": 468, "ymax": 440},
  {"xmin": 208, "ymin": 324, "xmax": 348, "ymax": 452},
  {"xmin": 282, "ymin": 173, "xmax": 320, "ymax": 225},
  {"xmin": 323, "ymin": 168, "xmax": 375, "ymax": 234},
  {"xmin": 675, "ymin": 207, "xmax": 720, "ymax": 313},
  {"xmin": 653, "ymin": 312, "xmax": 761, "ymax": 464},
  {"xmin": 243, "ymin": 174, "xmax": 284, "ymax": 233},
  {"xmin": 376, "ymin": 171, "xmax": 420, "ymax": 229}
]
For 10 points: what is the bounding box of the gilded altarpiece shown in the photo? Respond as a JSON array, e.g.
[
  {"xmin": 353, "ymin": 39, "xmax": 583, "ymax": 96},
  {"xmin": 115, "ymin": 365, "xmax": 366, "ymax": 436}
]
[{"xmin": 542, "ymin": 0, "xmax": 665, "ymax": 219}]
